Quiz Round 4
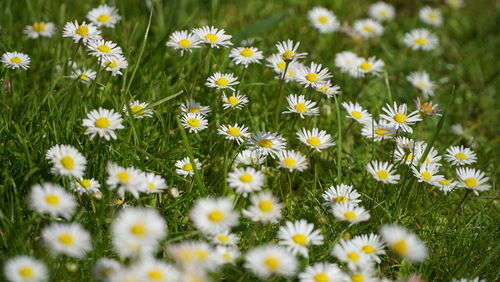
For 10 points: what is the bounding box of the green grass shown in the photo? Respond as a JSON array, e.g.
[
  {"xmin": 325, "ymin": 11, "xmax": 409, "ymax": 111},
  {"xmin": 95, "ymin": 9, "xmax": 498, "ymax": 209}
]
[{"xmin": 0, "ymin": 0, "xmax": 499, "ymax": 281}]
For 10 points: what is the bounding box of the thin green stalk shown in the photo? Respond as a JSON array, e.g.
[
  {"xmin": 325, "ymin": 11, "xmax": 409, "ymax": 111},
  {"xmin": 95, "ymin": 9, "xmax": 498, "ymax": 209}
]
[
  {"xmin": 273, "ymin": 61, "xmax": 289, "ymax": 128},
  {"xmin": 333, "ymin": 94, "xmax": 342, "ymax": 182},
  {"xmin": 189, "ymin": 47, "xmax": 211, "ymax": 99}
]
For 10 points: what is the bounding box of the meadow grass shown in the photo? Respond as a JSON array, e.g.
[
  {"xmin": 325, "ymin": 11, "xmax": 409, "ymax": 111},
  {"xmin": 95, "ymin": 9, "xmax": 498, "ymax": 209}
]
[{"xmin": 0, "ymin": 0, "xmax": 498, "ymax": 281}]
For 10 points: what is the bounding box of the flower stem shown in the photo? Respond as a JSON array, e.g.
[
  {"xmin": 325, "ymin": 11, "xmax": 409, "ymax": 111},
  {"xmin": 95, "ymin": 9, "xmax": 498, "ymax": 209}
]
[
  {"xmin": 333, "ymin": 94, "xmax": 342, "ymax": 182},
  {"xmin": 273, "ymin": 61, "xmax": 289, "ymax": 129}
]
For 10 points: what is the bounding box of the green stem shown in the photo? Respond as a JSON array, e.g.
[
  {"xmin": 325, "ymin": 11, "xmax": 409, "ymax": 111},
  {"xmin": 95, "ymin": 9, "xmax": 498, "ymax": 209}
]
[
  {"xmin": 273, "ymin": 61, "xmax": 290, "ymax": 128},
  {"xmin": 333, "ymin": 94, "xmax": 342, "ymax": 182},
  {"xmin": 189, "ymin": 47, "xmax": 211, "ymax": 99}
]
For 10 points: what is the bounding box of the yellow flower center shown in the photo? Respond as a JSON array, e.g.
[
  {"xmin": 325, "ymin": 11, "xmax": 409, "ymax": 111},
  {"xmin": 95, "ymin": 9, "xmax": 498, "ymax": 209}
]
[
  {"xmin": 209, "ymin": 210, "xmax": 224, "ymax": 222},
  {"xmin": 148, "ymin": 182, "xmax": 156, "ymax": 190},
  {"xmin": 205, "ymin": 33, "xmax": 218, "ymax": 43},
  {"xmin": 363, "ymin": 25, "xmax": 373, "ymax": 32},
  {"xmin": 360, "ymin": 62, "xmax": 372, "ymax": 71},
  {"xmin": 259, "ymin": 200, "xmax": 273, "ymax": 212},
  {"xmin": 277, "ymin": 61, "xmax": 286, "ymax": 70},
  {"xmin": 283, "ymin": 157, "xmax": 297, "ymax": 167},
  {"xmin": 182, "ymin": 163, "xmax": 193, "ymax": 171},
  {"xmin": 61, "ymin": 156, "xmax": 75, "ymax": 170},
  {"xmin": 362, "ymin": 245, "xmax": 376, "ymax": 254},
  {"xmin": 81, "ymin": 179, "xmax": 92, "ymax": 188},
  {"xmin": 352, "ymin": 111, "xmax": 363, "ymax": 119},
  {"xmin": 334, "ymin": 195, "xmax": 347, "ymax": 203},
  {"xmin": 58, "ymin": 233, "xmax": 75, "ymax": 245},
  {"xmin": 105, "ymin": 59, "xmax": 118, "ymax": 68},
  {"xmin": 76, "ymin": 25, "xmax": 89, "ymax": 36},
  {"xmin": 228, "ymin": 127, "xmax": 240, "ymax": 137},
  {"xmin": 422, "ymin": 171, "xmax": 432, "ymax": 181},
  {"xmin": 344, "ymin": 211, "xmax": 357, "ymax": 220},
  {"xmin": 179, "ymin": 39, "xmax": 191, "ymax": 48},
  {"xmin": 228, "ymin": 96, "xmax": 239, "ymax": 106},
  {"xmin": 439, "ymin": 179, "xmax": 451, "ymax": 186},
  {"xmin": 420, "ymin": 102, "xmax": 433, "ymax": 114},
  {"xmin": 265, "ymin": 257, "xmax": 280, "ymax": 270},
  {"xmin": 79, "ymin": 73, "xmax": 89, "ymax": 80},
  {"xmin": 196, "ymin": 249, "xmax": 208, "ymax": 260},
  {"xmin": 307, "ymin": 137, "xmax": 321, "ymax": 146},
  {"xmin": 187, "ymin": 118, "xmax": 200, "ymax": 127},
  {"xmin": 10, "ymin": 57, "xmax": 22, "ymax": 64},
  {"xmin": 317, "ymin": 16, "xmax": 328, "ymax": 24},
  {"xmin": 240, "ymin": 173, "xmax": 253, "ymax": 183},
  {"xmin": 282, "ymin": 50, "xmax": 293, "ymax": 59},
  {"xmin": 131, "ymin": 223, "xmax": 146, "ymax": 236},
  {"xmin": 415, "ymin": 38, "xmax": 427, "ymax": 45},
  {"xmin": 189, "ymin": 107, "xmax": 200, "ymax": 113},
  {"xmin": 417, "ymin": 81, "xmax": 427, "ymax": 88},
  {"xmin": 347, "ymin": 251, "xmax": 360, "ymax": 262},
  {"xmin": 295, "ymin": 103, "xmax": 307, "ymax": 113},
  {"xmin": 218, "ymin": 234, "xmax": 230, "ymax": 242},
  {"xmin": 292, "ymin": 233, "xmax": 308, "ymax": 245},
  {"xmin": 19, "ymin": 267, "xmax": 34, "ymax": 278},
  {"xmin": 223, "ymin": 252, "xmax": 232, "ymax": 261},
  {"xmin": 375, "ymin": 128, "xmax": 388, "ymax": 135},
  {"xmin": 464, "ymin": 177, "xmax": 478, "ymax": 188},
  {"xmin": 240, "ymin": 48, "xmax": 254, "ymax": 57},
  {"xmin": 117, "ymin": 171, "xmax": 130, "ymax": 183},
  {"xmin": 148, "ymin": 270, "xmax": 164, "ymax": 280},
  {"xmin": 351, "ymin": 274, "xmax": 365, "ymax": 282},
  {"xmin": 394, "ymin": 113, "xmax": 407, "ymax": 123},
  {"xmin": 97, "ymin": 14, "xmax": 110, "ymax": 23},
  {"xmin": 379, "ymin": 10, "xmax": 388, "ymax": 17},
  {"xmin": 377, "ymin": 170, "xmax": 389, "ymax": 180},
  {"xmin": 95, "ymin": 117, "xmax": 110, "ymax": 128},
  {"xmin": 306, "ymin": 73, "xmax": 318, "ymax": 82},
  {"xmin": 97, "ymin": 45, "xmax": 111, "ymax": 53},
  {"xmin": 455, "ymin": 152, "xmax": 467, "ymax": 160},
  {"xmin": 314, "ymin": 273, "xmax": 329, "ymax": 282},
  {"xmin": 33, "ymin": 23, "xmax": 46, "ymax": 32},
  {"xmin": 258, "ymin": 139, "xmax": 273, "ymax": 148},
  {"xmin": 429, "ymin": 13, "xmax": 438, "ymax": 20},
  {"xmin": 131, "ymin": 105, "xmax": 144, "ymax": 114},
  {"xmin": 393, "ymin": 239, "xmax": 408, "ymax": 255},
  {"xmin": 45, "ymin": 194, "xmax": 60, "ymax": 206},
  {"xmin": 320, "ymin": 85, "xmax": 328, "ymax": 92},
  {"xmin": 216, "ymin": 77, "xmax": 229, "ymax": 86}
]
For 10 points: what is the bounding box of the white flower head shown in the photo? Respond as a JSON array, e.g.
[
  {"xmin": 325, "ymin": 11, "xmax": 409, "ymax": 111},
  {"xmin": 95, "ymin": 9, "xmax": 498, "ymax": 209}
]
[
  {"xmin": 445, "ymin": 145, "xmax": 477, "ymax": 166},
  {"xmin": 366, "ymin": 160, "xmax": 400, "ymax": 184},
  {"xmin": 175, "ymin": 157, "xmax": 201, "ymax": 177},
  {"xmin": 106, "ymin": 162, "xmax": 148, "ymax": 198},
  {"xmin": 166, "ymin": 30, "xmax": 201, "ymax": 55},
  {"xmin": 456, "ymin": 167, "xmax": 490, "ymax": 194},
  {"xmin": 190, "ymin": 197, "xmax": 239, "ymax": 235},
  {"xmin": 308, "ymin": 7, "xmax": 340, "ymax": 33},
  {"xmin": 297, "ymin": 128, "xmax": 335, "ymax": 152},
  {"xmin": 87, "ymin": 5, "xmax": 122, "ymax": 28},
  {"xmin": 335, "ymin": 51, "xmax": 363, "ymax": 77},
  {"xmin": 361, "ymin": 120, "xmax": 396, "ymax": 142},
  {"xmin": 205, "ymin": 72, "xmax": 239, "ymax": 91},
  {"xmin": 180, "ymin": 99, "xmax": 211, "ymax": 116},
  {"xmin": 332, "ymin": 203, "xmax": 370, "ymax": 224},
  {"xmin": 29, "ymin": 183, "xmax": 76, "ymax": 219},
  {"xmin": 222, "ymin": 91, "xmax": 249, "ymax": 110},
  {"xmin": 277, "ymin": 220, "xmax": 324, "ymax": 257},
  {"xmin": 332, "ymin": 239, "xmax": 372, "ymax": 270},
  {"xmin": 276, "ymin": 150, "xmax": 308, "ymax": 172},
  {"xmin": 342, "ymin": 101, "xmax": 372, "ymax": 124},
  {"xmin": 298, "ymin": 262, "xmax": 347, "ymax": 282},
  {"xmin": 295, "ymin": 62, "xmax": 332, "ymax": 88},
  {"xmin": 283, "ymin": 94, "xmax": 319, "ymax": 118},
  {"xmin": 380, "ymin": 224, "xmax": 428, "ymax": 263},
  {"xmin": 62, "ymin": 21, "xmax": 101, "ymax": 43},
  {"xmin": 227, "ymin": 167, "xmax": 265, "ymax": 197},
  {"xmin": 247, "ymin": 131, "xmax": 287, "ymax": 158},
  {"xmin": 244, "ymin": 244, "xmax": 298, "ymax": 279},
  {"xmin": 234, "ymin": 149, "xmax": 266, "ymax": 166},
  {"xmin": 87, "ymin": 39, "xmax": 123, "ymax": 60},
  {"xmin": 407, "ymin": 71, "xmax": 436, "ymax": 97},
  {"xmin": 403, "ymin": 29, "xmax": 439, "ymax": 51},
  {"xmin": 41, "ymin": 222, "xmax": 92, "ymax": 258},
  {"xmin": 380, "ymin": 102, "xmax": 422, "ymax": 133},
  {"xmin": 101, "ymin": 54, "xmax": 128, "ymax": 76},
  {"xmin": 1, "ymin": 52, "xmax": 31, "ymax": 70},
  {"xmin": 357, "ymin": 56, "xmax": 385, "ymax": 76},
  {"xmin": 82, "ymin": 108, "xmax": 124, "ymax": 140},
  {"xmin": 217, "ymin": 123, "xmax": 250, "ymax": 144},
  {"xmin": 71, "ymin": 68, "xmax": 97, "ymax": 83},
  {"xmin": 322, "ymin": 184, "xmax": 361, "ymax": 206},
  {"xmin": 229, "ymin": 46, "xmax": 264, "ymax": 67},
  {"xmin": 181, "ymin": 112, "xmax": 208, "ymax": 133},
  {"xmin": 243, "ymin": 191, "xmax": 284, "ymax": 223},
  {"xmin": 24, "ymin": 22, "xmax": 56, "ymax": 39},
  {"xmin": 419, "ymin": 6, "xmax": 443, "ymax": 27},
  {"xmin": 353, "ymin": 19, "xmax": 384, "ymax": 38},
  {"xmin": 45, "ymin": 144, "xmax": 87, "ymax": 178},
  {"xmin": 144, "ymin": 172, "xmax": 167, "ymax": 194},
  {"xmin": 412, "ymin": 163, "xmax": 444, "ymax": 185},
  {"xmin": 123, "ymin": 100, "xmax": 153, "ymax": 119},
  {"xmin": 369, "ymin": 2, "xmax": 396, "ymax": 22},
  {"xmin": 70, "ymin": 178, "xmax": 100, "ymax": 195},
  {"xmin": 4, "ymin": 256, "xmax": 48, "ymax": 282},
  {"xmin": 92, "ymin": 258, "xmax": 121, "ymax": 282},
  {"xmin": 192, "ymin": 26, "xmax": 233, "ymax": 48},
  {"xmin": 351, "ymin": 234, "xmax": 386, "ymax": 263},
  {"xmin": 275, "ymin": 39, "xmax": 307, "ymax": 61}
]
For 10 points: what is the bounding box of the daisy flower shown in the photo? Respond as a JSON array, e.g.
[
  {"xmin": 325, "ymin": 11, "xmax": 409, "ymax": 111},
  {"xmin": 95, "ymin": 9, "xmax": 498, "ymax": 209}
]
[
  {"xmin": 419, "ymin": 6, "xmax": 443, "ymax": 27},
  {"xmin": 335, "ymin": 51, "xmax": 362, "ymax": 77},
  {"xmin": 192, "ymin": 26, "xmax": 233, "ymax": 48},
  {"xmin": 275, "ymin": 39, "xmax": 307, "ymax": 61},
  {"xmin": 4, "ymin": 256, "xmax": 48, "ymax": 282},
  {"xmin": 315, "ymin": 81, "xmax": 341, "ymax": 98},
  {"xmin": 180, "ymin": 99, "xmax": 211, "ymax": 115},
  {"xmin": 353, "ymin": 19, "xmax": 384, "ymax": 38},
  {"xmin": 234, "ymin": 150, "xmax": 266, "ymax": 166},
  {"xmin": 332, "ymin": 203, "xmax": 370, "ymax": 224},
  {"xmin": 70, "ymin": 178, "xmax": 100, "ymax": 195},
  {"xmin": 366, "ymin": 161, "xmax": 400, "ymax": 184},
  {"xmin": 395, "ymin": 136, "xmax": 415, "ymax": 150},
  {"xmin": 168, "ymin": 241, "xmax": 219, "ymax": 271},
  {"xmin": 229, "ymin": 46, "xmax": 264, "ymax": 67},
  {"xmin": 29, "ymin": 183, "xmax": 76, "ymax": 219},
  {"xmin": 244, "ymin": 244, "xmax": 298, "ymax": 279},
  {"xmin": 92, "ymin": 258, "xmax": 121, "ymax": 282},
  {"xmin": 380, "ymin": 224, "xmax": 428, "ymax": 263},
  {"xmin": 342, "ymin": 102, "xmax": 372, "ymax": 124},
  {"xmin": 295, "ymin": 62, "xmax": 332, "ymax": 88},
  {"xmin": 361, "ymin": 120, "xmax": 396, "ymax": 142},
  {"xmin": 87, "ymin": 39, "xmax": 123, "ymax": 60},
  {"xmin": 145, "ymin": 172, "xmax": 167, "ymax": 194},
  {"xmin": 283, "ymin": 94, "xmax": 319, "ymax": 118},
  {"xmin": 217, "ymin": 123, "xmax": 250, "ymax": 144},
  {"xmin": 1, "ymin": 52, "xmax": 31, "ymax": 70},
  {"xmin": 331, "ymin": 239, "xmax": 371, "ymax": 270},
  {"xmin": 42, "ymin": 222, "xmax": 92, "ymax": 258},
  {"xmin": 445, "ymin": 145, "xmax": 477, "ymax": 166},
  {"xmin": 106, "ymin": 162, "xmax": 148, "ymax": 198},
  {"xmin": 62, "ymin": 21, "xmax": 101, "ymax": 43},
  {"xmin": 446, "ymin": 0, "xmax": 465, "ymax": 9},
  {"xmin": 82, "ymin": 108, "xmax": 124, "ymax": 140},
  {"xmin": 298, "ymin": 262, "xmax": 347, "ymax": 282},
  {"xmin": 276, "ymin": 150, "xmax": 308, "ymax": 172},
  {"xmin": 101, "ymin": 55, "xmax": 128, "ymax": 76},
  {"xmin": 347, "ymin": 269, "xmax": 379, "ymax": 282},
  {"xmin": 190, "ymin": 197, "xmax": 239, "ymax": 235},
  {"xmin": 297, "ymin": 128, "xmax": 335, "ymax": 152},
  {"xmin": 407, "ymin": 71, "xmax": 436, "ymax": 97},
  {"xmin": 216, "ymin": 246, "xmax": 241, "ymax": 264},
  {"xmin": 222, "ymin": 91, "xmax": 249, "ymax": 110},
  {"xmin": 368, "ymin": 2, "xmax": 396, "ymax": 22},
  {"xmin": 87, "ymin": 5, "xmax": 121, "ymax": 28},
  {"xmin": 130, "ymin": 259, "xmax": 181, "ymax": 282},
  {"xmin": 308, "ymin": 7, "xmax": 340, "ymax": 33},
  {"xmin": 281, "ymin": 61, "xmax": 305, "ymax": 82},
  {"xmin": 210, "ymin": 231, "xmax": 240, "ymax": 246},
  {"xmin": 24, "ymin": 22, "xmax": 55, "ymax": 39},
  {"xmin": 111, "ymin": 208, "xmax": 167, "ymax": 259},
  {"xmin": 247, "ymin": 131, "xmax": 287, "ymax": 158},
  {"xmin": 452, "ymin": 278, "xmax": 484, "ymax": 282},
  {"xmin": 205, "ymin": 72, "xmax": 239, "ymax": 91},
  {"xmin": 351, "ymin": 234, "xmax": 386, "ymax": 263},
  {"xmin": 123, "ymin": 100, "xmax": 153, "ymax": 119},
  {"xmin": 227, "ymin": 167, "xmax": 265, "ymax": 197},
  {"xmin": 174, "ymin": 157, "xmax": 201, "ymax": 177},
  {"xmin": 243, "ymin": 191, "xmax": 284, "ymax": 223},
  {"xmin": 403, "ymin": 29, "xmax": 439, "ymax": 51},
  {"xmin": 357, "ymin": 56, "xmax": 384, "ymax": 76},
  {"xmin": 380, "ymin": 102, "xmax": 422, "ymax": 133},
  {"xmin": 322, "ymin": 184, "xmax": 361, "ymax": 206},
  {"xmin": 71, "ymin": 68, "xmax": 96, "ymax": 83},
  {"xmin": 166, "ymin": 30, "xmax": 201, "ymax": 55},
  {"xmin": 181, "ymin": 112, "xmax": 208, "ymax": 133},
  {"xmin": 456, "ymin": 168, "xmax": 490, "ymax": 194},
  {"xmin": 45, "ymin": 144, "xmax": 87, "ymax": 178},
  {"xmin": 277, "ymin": 220, "xmax": 324, "ymax": 257},
  {"xmin": 412, "ymin": 163, "xmax": 444, "ymax": 185},
  {"xmin": 415, "ymin": 98, "xmax": 441, "ymax": 117},
  {"xmin": 433, "ymin": 178, "xmax": 458, "ymax": 194},
  {"xmin": 267, "ymin": 54, "xmax": 303, "ymax": 80}
]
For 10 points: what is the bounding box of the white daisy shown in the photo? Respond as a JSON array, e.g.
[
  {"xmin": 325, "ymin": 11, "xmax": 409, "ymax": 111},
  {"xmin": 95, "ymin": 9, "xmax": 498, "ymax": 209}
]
[
  {"xmin": 87, "ymin": 5, "xmax": 122, "ymax": 28},
  {"xmin": 123, "ymin": 100, "xmax": 153, "ymax": 119},
  {"xmin": 174, "ymin": 157, "xmax": 201, "ymax": 177},
  {"xmin": 456, "ymin": 167, "xmax": 490, "ymax": 194},
  {"xmin": 395, "ymin": 136, "xmax": 415, "ymax": 150},
  {"xmin": 357, "ymin": 56, "xmax": 385, "ymax": 76},
  {"xmin": 190, "ymin": 197, "xmax": 239, "ymax": 235},
  {"xmin": 403, "ymin": 29, "xmax": 439, "ymax": 51},
  {"xmin": 315, "ymin": 81, "xmax": 341, "ymax": 98},
  {"xmin": 1, "ymin": 52, "xmax": 31, "ymax": 70},
  {"xmin": 82, "ymin": 108, "xmax": 124, "ymax": 140},
  {"xmin": 227, "ymin": 167, "xmax": 265, "ymax": 197},
  {"xmin": 361, "ymin": 120, "xmax": 396, "ymax": 142},
  {"xmin": 295, "ymin": 62, "xmax": 332, "ymax": 88},
  {"xmin": 92, "ymin": 258, "xmax": 121, "ymax": 282},
  {"xmin": 192, "ymin": 26, "xmax": 233, "ymax": 48},
  {"xmin": 70, "ymin": 178, "xmax": 100, "ymax": 195},
  {"xmin": 283, "ymin": 94, "xmax": 319, "ymax": 118},
  {"xmin": 368, "ymin": 2, "xmax": 396, "ymax": 22},
  {"xmin": 181, "ymin": 112, "xmax": 208, "ymax": 133},
  {"xmin": 277, "ymin": 220, "xmax": 324, "ymax": 257},
  {"xmin": 106, "ymin": 162, "xmax": 148, "ymax": 198},
  {"xmin": 332, "ymin": 203, "xmax": 370, "ymax": 224},
  {"xmin": 101, "ymin": 55, "xmax": 128, "ymax": 76},
  {"xmin": 242, "ymin": 191, "xmax": 284, "ymax": 223},
  {"xmin": 87, "ymin": 39, "xmax": 123, "ymax": 60},
  {"xmin": 407, "ymin": 71, "xmax": 436, "ymax": 97},
  {"xmin": 322, "ymin": 184, "xmax": 361, "ymax": 206},
  {"xmin": 351, "ymin": 234, "xmax": 386, "ymax": 263},
  {"xmin": 210, "ymin": 231, "xmax": 240, "ymax": 246},
  {"xmin": 334, "ymin": 51, "xmax": 363, "ymax": 77},
  {"xmin": 217, "ymin": 123, "xmax": 250, "ymax": 144},
  {"xmin": 71, "ymin": 68, "xmax": 97, "ymax": 83},
  {"xmin": 4, "ymin": 256, "xmax": 48, "ymax": 282},
  {"xmin": 45, "ymin": 144, "xmax": 87, "ymax": 178},
  {"xmin": 297, "ymin": 128, "xmax": 335, "ymax": 152},
  {"xmin": 41, "ymin": 222, "xmax": 92, "ymax": 258},
  {"xmin": 130, "ymin": 259, "xmax": 181, "ymax": 282},
  {"xmin": 445, "ymin": 145, "xmax": 477, "ymax": 166},
  {"xmin": 275, "ymin": 39, "xmax": 307, "ymax": 61},
  {"xmin": 205, "ymin": 72, "xmax": 239, "ymax": 91},
  {"xmin": 419, "ymin": 6, "xmax": 443, "ymax": 27},
  {"xmin": 446, "ymin": 0, "xmax": 465, "ymax": 9},
  {"xmin": 380, "ymin": 102, "xmax": 422, "ymax": 133},
  {"xmin": 276, "ymin": 150, "xmax": 308, "ymax": 172},
  {"xmin": 24, "ymin": 22, "xmax": 56, "ymax": 39},
  {"xmin": 247, "ymin": 131, "xmax": 287, "ymax": 158},
  {"xmin": 380, "ymin": 224, "xmax": 428, "ymax": 263},
  {"xmin": 298, "ymin": 262, "xmax": 347, "ymax": 282},
  {"xmin": 180, "ymin": 99, "xmax": 211, "ymax": 116},
  {"xmin": 29, "ymin": 183, "xmax": 76, "ymax": 219},
  {"xmin": 62, "ymin": 21, "xmax": 101, "ymax": 43},
  {"xmin": 412, "ymin": 163, "xmax": 444, "ymax": 185},
  {"xmin": 342, "ymin": 101, "xmax": 372, "ymax": 124},
  {"xmin": 145, "ymin": 172, "xmax": 167, "ymax": 194},
  {"xmin": 216, "ymin": 246, "xmax": 240, "ymax": 264},
  {"xmin": 229, "ymin": 46, "xmax": 264, "ymax": 67},
  {"xmin": 331, "ymin": 239, "xmax": 371, "ymax": 270},
  {"xmin": 432, "ymin": 178, "xmax": 459, "ymax": 194},
  {"xmin": 366, "ymin": 160, "xmax": 400, "ymax": 184},
  {"xmin": 353, "ymin": 19, "xmax": 384, "ymax": 38},
  {"xmin": 244, "ymin": 244, "xmax": 298, "ymax": 279},
  {"xmin": 222, "ymin": 91, "xmax": 249, "ymax": 110},
  {"xmin": 266, "ymin": 53, "xmax": 302, "ymax": 80},
  {"xmin": 166, "ymin": 30, "xmax": 201, "ymax": 55},
  {"xmin": 234, "ymin": 150, "xmax": 266, "ymax": 166},
  {"xmin": 308, "ymin": 7, "xmax": 340, "ymax": 33},
  {"xmin": 167, "ymin": 241, "xmax": 220, "ymax": 272}
]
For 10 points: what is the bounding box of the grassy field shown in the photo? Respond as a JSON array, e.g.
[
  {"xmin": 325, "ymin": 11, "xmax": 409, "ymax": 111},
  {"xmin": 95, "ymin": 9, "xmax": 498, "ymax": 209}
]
[{"xmin": 0, "ymin": 0, "xmax": 498, "ymax": 281}]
